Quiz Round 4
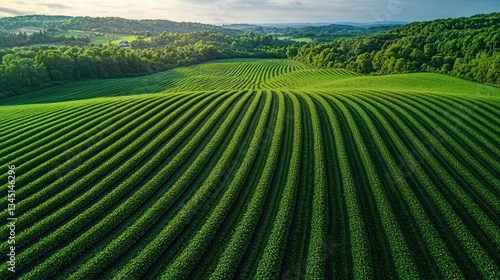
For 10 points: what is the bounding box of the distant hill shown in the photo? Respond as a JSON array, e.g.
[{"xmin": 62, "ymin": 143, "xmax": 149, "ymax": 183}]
[
  {"xmin": 223, "ymin": 21, "xmax": 407, "ymax": 29},
  {"xmin": 222, "ymin": 24, "xmax": 262, "ymax": 30},
  {"xmin": 288, "ymin": 12, "xmax": 500, "ymax": 85},
  {"xmin": 223, "ymin": 23, "xmax": 396, "ymax": 43},
  {"xmin": 334, "ymin": 21, "xmax": 408, "ymax": 27},
  {"xmin": 0, "ymin": 15, "xmax": 242, "ymax": 36}
]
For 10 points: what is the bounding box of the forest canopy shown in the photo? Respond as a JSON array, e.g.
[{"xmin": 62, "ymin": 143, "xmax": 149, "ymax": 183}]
[
  {"xmin": 286, "ymin": 13, "xmax": 500, "ymax": 85},
  {"xmin": 0, "ymin": 15, "xmax": 241, "ymax": 36}
]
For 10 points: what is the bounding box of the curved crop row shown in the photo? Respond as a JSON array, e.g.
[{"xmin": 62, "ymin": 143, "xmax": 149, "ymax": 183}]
[
  {"xmin": 112, "ymin": 91, "xmax": 261, "ymax": 279},
  {"xmin": 254, "ymin": 91, "xmax": 302, "ymax": 279},
  {"xmin": 1, "ymin": 59, "xmax": 498, "ymax": 279},
  {"xmin": 332, "ymin": 92, "xmax": 465, "ymax": 278},
  {"xmin": 0, "ymin": 91, "xmax": 233, "ymax": 278},
  {"xmin": 209, "ymin": 91, "xmax": 285, "ymax": 279},
  {"xmin": 351, "ymin": 92, "xmax": 499, "ymax": 279}
]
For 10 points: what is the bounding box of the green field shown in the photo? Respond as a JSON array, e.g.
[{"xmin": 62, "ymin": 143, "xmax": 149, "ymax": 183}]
[
  {"xmin": 1, "ymin": 59, "xmax": 499, "ymax": 279},
  {"xmin": 55, "ymin": 30, "xmax": 136, "ymax": 45},
  {"xmin": 278, "ymin": 36, "xmax": 313, "ymax": 43},
  {"xmin": 89, "ymin": 34, "xmax": 137, "ymax": 45}
]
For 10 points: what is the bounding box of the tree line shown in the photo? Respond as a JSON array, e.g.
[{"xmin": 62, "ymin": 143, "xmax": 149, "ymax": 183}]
[
  {"xmin": 0, "ymin": 15, "xmax": 241, "ymax": 36},
  {"xmin": 258, "ymin": 25, "xmax": 395, "ymax": 43},
  {"xmin": 0, "ymin": 30, "xmax": 90, "ymax": 48},
  {"xmin": 0, "ymin": 32, "xmax": 291, "ymax": 98},
  {"xmin": 286, "ymin": 13, "xmax": 500, "ymax": 85},
  {"xmin": 131, "ymin": 31, "xmax": 293, "ymax": 57}
]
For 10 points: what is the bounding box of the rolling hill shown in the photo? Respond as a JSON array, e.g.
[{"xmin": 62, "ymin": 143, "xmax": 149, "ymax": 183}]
[
  {"xmin": 0, "ymin": 15, "xmax": 241, "ymax": 36},
  {"xmin": 1, "ymin": 59, "xmax": 499, "ymax": 279}
]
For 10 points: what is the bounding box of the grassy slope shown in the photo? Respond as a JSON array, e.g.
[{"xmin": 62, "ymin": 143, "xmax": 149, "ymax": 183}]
[
  {"xmin": 1, "ymin": 59, "xmax": 499, "ymax": 279},
  {"xmin": 3, "ymin": 58, "xmax": 498, "ymax": 106},
  {"xmin": 310, "ymin": 73, "xmax": 500, "ymax": 96},
  {"xmin": 90, "ymin": 34, "xmax": 137, "ymax": 45},
  {"xmin": 51, "ymin": 30, "xmax": 137, "ymax": 45},
  {"xmin": 277, "ymin": 36, "xmax": 314, "ymax": 43}
]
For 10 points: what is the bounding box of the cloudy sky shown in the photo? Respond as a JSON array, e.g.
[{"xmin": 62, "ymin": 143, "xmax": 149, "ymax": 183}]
[{"xmin": 1, "ymin": 0, "xmax": 498, "ymax": 24}]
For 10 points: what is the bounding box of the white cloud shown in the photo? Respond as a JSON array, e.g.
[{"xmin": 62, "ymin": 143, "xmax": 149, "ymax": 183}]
[
  {"xmin": 0, "ymin": 7, "xmax": 26, "ymax": 16},
  {"xmin": 0, "ymin": 0, "xmax": 498, "ymax": 23}
]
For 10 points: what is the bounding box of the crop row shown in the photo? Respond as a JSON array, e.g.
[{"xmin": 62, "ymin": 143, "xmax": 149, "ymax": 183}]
[
  {"xmin": 112, "ymin": 91, "xmax": 261, "ymax": 279},
  {"xmin": 333, "ymin": 92, "xmax": 465, "ymax": 278},
  {"xmin": 208, "ymin": 92, "xmax": 285, "ymax": 279},
  {"xmin": 350, "ymin": 92, "xmax": 498, "ymax": 279},
  {"xmin": 254, "ymin": 91, "xmax": 302, "ymax": 279},
  {"xmin": 370, "ymin": 92, "xmax": 500, "ymax": 244},
  {"xmin": 0, "ymin": 91, "xmax": 230, "ymax": 278},
  {"xmin": 0, "ymin": 97, "xmax": 164, "ymax": 196},
  {"xmin": 21, "ymin": 91, "xmax": 242, "ymax": 279},
  {"xmin": 61, "ymin": 91, "xmax": 249, "ymax": 279},
  {"xmin": 0, "ymin": 94, "xmax": 195, "ymax": 236},
  {"xmin": 2, "ymin": 82, "xmax": 498, "ymax": 279},
  {"xmin": 0, "ymin": 101, "xmax": 113, "ymax": 156},
  {"xmin": 235, "ymin": 91, "xmax": 296, "ymax": 279},
  {"xmin": 160, "ymin": 91, "xmax": 273, "ymax": 279},
  {"xmin": 0, "ymin": 105, "xmax": 84, "ymax": 140},
  {"xmin": 119, "ymin": 91, "xmax": 271, "ymax": 280}
]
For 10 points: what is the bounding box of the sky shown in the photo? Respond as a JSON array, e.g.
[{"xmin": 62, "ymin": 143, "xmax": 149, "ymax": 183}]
[{"xmin": 0, "ymin": 0, "xmax": 499, "ymax": 24}]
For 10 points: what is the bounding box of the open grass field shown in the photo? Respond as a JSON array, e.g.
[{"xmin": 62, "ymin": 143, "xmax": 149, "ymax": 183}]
[
  {"xmin": 1, "ymin": 59, "xmax": 499, "ymax": 279},
  {"xmin": 55, "ymin": 30, "xmax": 136, "ymax": 46},
  {"xmin": 89, "ymin": 34, "xmax": 137, "ymax": 45},
  {"xmin": 278, "ymin": 36, "xmax": 314, "ymax": 43}
]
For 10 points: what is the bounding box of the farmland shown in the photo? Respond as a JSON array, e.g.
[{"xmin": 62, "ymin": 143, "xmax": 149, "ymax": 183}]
[
  {"xmin": 1, "ymin": 58, "xmax": 499, "ymax": 279},
  {"xmin": 51, "ymin": 30, "xmax": 137, "ymax": 46}
]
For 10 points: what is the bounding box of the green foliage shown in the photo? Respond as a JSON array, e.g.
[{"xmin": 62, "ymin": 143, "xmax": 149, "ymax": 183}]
[
  {"xmin": 0, "ymin": 15, "xmax": 241, "ymax": 36},
  {"xmin": 234, "ymin": 24, "xmax": 395, "ymax": 43},
  {"xmin": 288, "ymin": 13, "xmax": 500, "ymax": 85},
  {"xmin": 0, "ymin": 30, "xmax": 90, "ymax": 48},
  {"xmin": 130, "ymin": 31, "xmax": 292, "ymax": 58}
]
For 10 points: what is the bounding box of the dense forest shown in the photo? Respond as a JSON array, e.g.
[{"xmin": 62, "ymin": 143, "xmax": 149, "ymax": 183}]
[
  {"xmin": 0, "ymin": 32, "xmax": 292, "ymax": 98},
  {"xmin": 286, "ymin": 13, "xmax": 500, "ymax": 84},
  {"xmin": 0, "ymin": 15, "xmax": 241, "ymax": 36},
  {"xmin": 254, "ymin": 25, "xmax": 396, "ymax": 43},
  {"xmin": 130, "ymin": 31, "xmax": 293, "ymax": 57},
  {"xmin": 0, "ymin": 30, "xmax": 90, "ymax": 48}
]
